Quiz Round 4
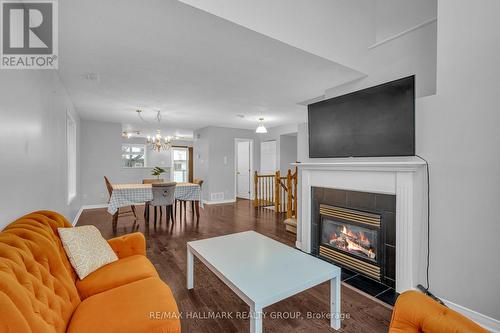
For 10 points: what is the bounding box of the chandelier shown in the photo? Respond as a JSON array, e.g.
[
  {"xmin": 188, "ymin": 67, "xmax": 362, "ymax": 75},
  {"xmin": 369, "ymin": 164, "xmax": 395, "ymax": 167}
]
[
  {"xmin": 147, "ymin": 130, "xmax": 172, "ymax": 152},
  {"xmin": 136, "ymin": 109, "xmax": 173, "ymax": 152}
]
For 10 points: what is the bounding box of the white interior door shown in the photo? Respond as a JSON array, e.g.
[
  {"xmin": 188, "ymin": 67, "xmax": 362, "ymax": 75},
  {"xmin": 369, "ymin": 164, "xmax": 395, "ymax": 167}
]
[
  {"xmin": 260, "ymin": 140, "xmax": 277, "ymax": 174},
  {"xmin": 237, "ymin": 141, "xmax": 251, "ymax": 199}
]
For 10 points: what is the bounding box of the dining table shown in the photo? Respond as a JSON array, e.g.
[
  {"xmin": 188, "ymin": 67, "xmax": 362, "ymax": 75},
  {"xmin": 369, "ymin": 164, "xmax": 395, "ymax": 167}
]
[{"xmin": 107, "ymin": 182, "xmax": 202, "ymax": 221}]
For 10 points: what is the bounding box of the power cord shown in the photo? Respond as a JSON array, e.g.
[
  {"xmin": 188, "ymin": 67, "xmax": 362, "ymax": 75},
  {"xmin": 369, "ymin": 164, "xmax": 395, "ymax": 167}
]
[
  {"xmin": 415, "ymin": 154, "xmax": 446, "ymax": 306},
  {"xmin": 415, "ymin": 154, "xmax": 431, "ymax": 291}
]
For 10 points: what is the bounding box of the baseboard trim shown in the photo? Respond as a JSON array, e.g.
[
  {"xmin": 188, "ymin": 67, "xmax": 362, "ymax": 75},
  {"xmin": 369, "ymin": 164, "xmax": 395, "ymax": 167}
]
[
  {"xmin": 72, "ymin": 204, "xmax": 108, "ymax": 226},
  {"xmin": 406, "ymin": 287, "xmax": 500, "ymax": 332},
  {"xmin": 82, "ymin": 203, "xmax": 108, "ymax": 209},
  {"xmin": 72, "ymin": 207, "xmax": 84, "ymax": 226},
  {"xmin": 442, "ymin": 298, "xmax": 500, "ymax": 332},
  {"xmin": 204, "ymin": 199, "xmax": 236, "ymax": 205}
]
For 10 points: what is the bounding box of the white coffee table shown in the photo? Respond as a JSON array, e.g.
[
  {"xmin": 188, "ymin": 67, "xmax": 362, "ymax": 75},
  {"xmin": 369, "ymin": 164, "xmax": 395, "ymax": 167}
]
[{"xmin": 187, "ymin": 231, "xmax": 341, "ymax": 333}]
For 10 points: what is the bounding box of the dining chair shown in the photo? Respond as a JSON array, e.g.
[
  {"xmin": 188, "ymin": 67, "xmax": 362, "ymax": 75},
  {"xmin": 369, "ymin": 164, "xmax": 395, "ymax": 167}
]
[
  {"xmin": 104, "ymin": 176, "xmax": 137, "ymax": 229},
  {"xmin": 177, "ymin": 179, "xmax": 203, "ymax": 222},
  {"xmin": 142, "ymin": 179, "xmax": 164, "ymax": 219},
  {"xmin": 145, "ymin": 182, "xmax": 177, "ymax": 226}
]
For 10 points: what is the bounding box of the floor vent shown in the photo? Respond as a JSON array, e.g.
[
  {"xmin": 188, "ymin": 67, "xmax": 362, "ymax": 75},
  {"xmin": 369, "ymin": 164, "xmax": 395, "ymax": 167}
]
[{"xmin": 210, "ymin": 192, "xmax": 224, "ymax": 201}]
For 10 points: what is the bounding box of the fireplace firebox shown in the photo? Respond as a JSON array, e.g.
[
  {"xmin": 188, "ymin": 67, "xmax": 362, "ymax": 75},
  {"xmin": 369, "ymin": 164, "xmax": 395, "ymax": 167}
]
[
  {"xmin": 311, "ymin": 187, "xmax": 396, "ymax": 288},
  {"xmin": 319, "ymin": 205, "xmax": 383, "ymax": 281}
]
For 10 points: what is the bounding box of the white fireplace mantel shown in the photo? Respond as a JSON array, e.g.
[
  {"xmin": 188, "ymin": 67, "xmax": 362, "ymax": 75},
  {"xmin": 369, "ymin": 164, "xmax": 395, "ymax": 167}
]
[{"xmin": 293, "ymin": 157, "xmax": 427, "ymax": 293}]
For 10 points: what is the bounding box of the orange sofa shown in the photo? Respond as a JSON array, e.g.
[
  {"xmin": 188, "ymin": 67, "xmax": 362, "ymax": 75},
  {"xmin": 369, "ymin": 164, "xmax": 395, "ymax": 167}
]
[
  {"xmin": 389, "ymin": 291, "xmax": 488, "ymax": 333},
  {"xmin": 0, "ymin": 211, "xmax": 180, "ymax": 333}
]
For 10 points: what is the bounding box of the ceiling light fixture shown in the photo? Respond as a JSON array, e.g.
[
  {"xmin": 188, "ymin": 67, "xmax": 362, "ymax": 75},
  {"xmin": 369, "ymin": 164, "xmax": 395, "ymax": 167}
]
[
  {"xmin": 145, "ymin": 110, "xmax": 172, "ymax": 152},
  {"xmin": 255, "ymin": 117, "xmax": 267, "ymax": 134},
  {"xmin": 147, "ymin": 130, "xmax": 172, "ymax": 152},
  {"xmin": 122, "ymin": 130, "xmax": 140, "ymax": 138}
]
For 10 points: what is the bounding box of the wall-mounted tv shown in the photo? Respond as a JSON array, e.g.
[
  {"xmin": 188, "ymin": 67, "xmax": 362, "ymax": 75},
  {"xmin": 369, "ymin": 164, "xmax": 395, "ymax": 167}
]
[{"xmin": 308, "ymin": 76, "xmax": 415, "ymax": 158}]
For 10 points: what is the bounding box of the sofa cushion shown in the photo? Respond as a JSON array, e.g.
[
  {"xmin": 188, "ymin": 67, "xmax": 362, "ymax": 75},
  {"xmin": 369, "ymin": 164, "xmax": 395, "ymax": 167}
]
[
  {"xmin": 67, "ymin": 277, "xmax": 181, "ymax": 333},
  {"xmin": 107, "ymin": 232, "xmax": 147, "ymax": 258},
  {"xmin": 76, "ymin": 254, "xmax": 159, "ymax": 299},
  {"xmin": 58, "ymin": 225, "xmax": 118, "ymax": 280}
]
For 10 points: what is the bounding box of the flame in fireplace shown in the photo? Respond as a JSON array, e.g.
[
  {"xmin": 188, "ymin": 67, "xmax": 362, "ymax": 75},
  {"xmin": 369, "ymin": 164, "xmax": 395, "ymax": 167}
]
[{"xmin": 329, "ymin": 225, "xmax": 376, "ymax": 260}]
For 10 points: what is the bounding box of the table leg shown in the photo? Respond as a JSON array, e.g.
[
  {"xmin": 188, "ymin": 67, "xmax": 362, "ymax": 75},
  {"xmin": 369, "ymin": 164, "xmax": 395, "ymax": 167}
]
[
  {"xmin": 250, "ymin": 304, "xmax": 263, "ymax": 333},
  {"xmin": 187, "ymin": 247, "xmax": 194, "ymax": 289},
  {"xmin": 330, "ymin": 275, "xmax": 341, "ymax": 330},
  {"xmin": 112, "ymin": 211, "xmax": 118, "ymax": 230}
]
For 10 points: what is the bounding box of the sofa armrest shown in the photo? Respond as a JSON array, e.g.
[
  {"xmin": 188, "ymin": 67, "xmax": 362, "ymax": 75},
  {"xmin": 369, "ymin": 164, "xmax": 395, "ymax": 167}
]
[
  {"xmin": 107, "ymin": 232, "xmax": 146, "ymax": 258},
  {"xmin": 389, "ymin": 291, "xmax": 488, "ymax": 333}
]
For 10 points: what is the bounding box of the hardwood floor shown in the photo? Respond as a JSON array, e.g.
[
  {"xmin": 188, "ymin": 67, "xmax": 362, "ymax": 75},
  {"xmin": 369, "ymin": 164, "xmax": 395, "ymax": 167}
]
[{"xmin": 78, "ymin": 199, "xmax": 392, "ymax": 332}]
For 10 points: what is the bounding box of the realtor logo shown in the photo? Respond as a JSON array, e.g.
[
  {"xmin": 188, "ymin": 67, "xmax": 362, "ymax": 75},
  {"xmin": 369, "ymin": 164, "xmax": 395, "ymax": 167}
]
[{"xmin": 1, "ymin": 0, "xmax": 58, "ymax": 69}]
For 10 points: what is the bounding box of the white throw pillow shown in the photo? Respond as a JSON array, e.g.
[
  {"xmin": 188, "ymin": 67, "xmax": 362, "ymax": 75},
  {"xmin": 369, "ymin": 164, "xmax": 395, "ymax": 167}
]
[{"xmin": 58, "ymin": 225, "xmax": 118, "ymax": 280}]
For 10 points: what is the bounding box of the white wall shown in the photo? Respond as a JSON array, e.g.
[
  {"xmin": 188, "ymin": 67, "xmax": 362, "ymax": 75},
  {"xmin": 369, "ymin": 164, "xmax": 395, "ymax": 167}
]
[
  {"xmin": 193, "ymin": 127, "xmax": 211, "ymax": 201},
  {"xmin": 80, "ymin": 120, "xmax": 191, "ymax": 205},
  {"xmin": 194, "ymin": 126, "xmax": 260, "ymax": 202},
  {"xmin": 415, "ymin": 0, "xmax": 500, "ymax": 321},
  {"xmin": 259, "ymin": 123, "xmax": 299, "ymax": 174},
  {"xmin": 297, "ymin": 0, "xmax": 500, "ymax": 323},
  {"xmin": 0, "ymin": 71, "xmax": 81, "ymax": 228},
  {"xmin": 279, "ymin": 134, "xmax": 297, "ymax": 174},
  {"xmin": 375, "ymin": 0, "xmax": 436, "ymax": 42}
]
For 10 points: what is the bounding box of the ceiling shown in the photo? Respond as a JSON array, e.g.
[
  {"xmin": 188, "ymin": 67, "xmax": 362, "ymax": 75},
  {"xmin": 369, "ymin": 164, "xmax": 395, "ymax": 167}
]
[{"xmin": 58, "ymin": 0, "xmax": 364, "ymax": 132}]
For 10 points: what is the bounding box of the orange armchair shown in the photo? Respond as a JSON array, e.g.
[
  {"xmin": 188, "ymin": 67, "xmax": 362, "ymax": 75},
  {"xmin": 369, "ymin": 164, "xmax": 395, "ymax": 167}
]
[{"xmin": 389, "ymin": 291, "xmax": 488, "ymax": 333}]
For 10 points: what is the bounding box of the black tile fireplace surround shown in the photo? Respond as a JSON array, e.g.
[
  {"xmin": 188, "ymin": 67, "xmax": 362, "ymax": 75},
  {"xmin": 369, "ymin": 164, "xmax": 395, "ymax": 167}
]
[{"xmin": 311, "ymin": 187, "xmax": 398, "ymax": 305}]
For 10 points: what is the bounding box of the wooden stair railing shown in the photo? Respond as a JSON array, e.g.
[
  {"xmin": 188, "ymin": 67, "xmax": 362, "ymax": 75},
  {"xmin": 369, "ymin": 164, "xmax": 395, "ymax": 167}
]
[
  {"xmin": 254, "ymin": 167, "xmax": 298, "ymax": 220},
  {"xmin": 254, "ymin": 172, "xmax": 275, "ymax": 208},
  {"xmin": 286, "ymin": 167, "xmax": 298, "ymax": 219}
]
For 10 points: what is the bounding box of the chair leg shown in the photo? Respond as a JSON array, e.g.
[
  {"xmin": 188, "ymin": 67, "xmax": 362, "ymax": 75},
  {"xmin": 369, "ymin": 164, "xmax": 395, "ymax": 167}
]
[
  {"xmin": 145, "ymin": 203, "xmax": 149, "ymax": 223},
  {"xmin": 170, "ymin": 205, "xmax": 175, "ymax": 223},
  {"xmin": 166, "ymin": 206, "xmax": 170, "ymax": 224},
  {"xmin": 183, "ymin": 201, "xmax": 187, "ymax": 219},
  {"xmin": 159, "ymin": 206, "xmax": 163, "ymax": 225},
  {"xmin": 191, "ymin": 201, "xmax": 194, "ymax": 215},
  {"xmin": 195, "ymin": 200, "xmax": 200, "ymax": 222},
  {"xmin": 131, "ymin": 205, "xmax": 137, "ymax": 220},
  {"xmin": 154, "ymin": 206, "xmax": 157, "ymax": 226}
]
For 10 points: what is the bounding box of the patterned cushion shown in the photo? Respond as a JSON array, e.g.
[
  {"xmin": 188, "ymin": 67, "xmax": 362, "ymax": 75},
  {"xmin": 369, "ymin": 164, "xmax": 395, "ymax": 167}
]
[{"xmin": 58, "ymin": 226, "xmax": 118, "ymax": 280}]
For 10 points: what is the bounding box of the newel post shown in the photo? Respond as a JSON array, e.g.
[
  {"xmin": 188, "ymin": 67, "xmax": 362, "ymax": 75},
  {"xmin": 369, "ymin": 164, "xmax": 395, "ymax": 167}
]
[{"xmin": 254, "ymin": 171, "xmax": 259, "ymax": 208}]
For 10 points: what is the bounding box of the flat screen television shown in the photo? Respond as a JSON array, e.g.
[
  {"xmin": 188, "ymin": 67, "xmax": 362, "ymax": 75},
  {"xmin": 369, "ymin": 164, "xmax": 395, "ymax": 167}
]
[{"xmin": 308, "ymin": 76, "xmax": 415, "ymax": 158}]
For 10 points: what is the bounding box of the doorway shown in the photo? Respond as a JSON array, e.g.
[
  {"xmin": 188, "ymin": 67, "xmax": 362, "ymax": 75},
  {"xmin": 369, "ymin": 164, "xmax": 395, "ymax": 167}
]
[
  {"xmin": 172, "ymin": 147, "xmax": 189, "ymax": 182},
  {"xmin": 235, "ymin": 139, "xmax": 253, "ymax": 200}
]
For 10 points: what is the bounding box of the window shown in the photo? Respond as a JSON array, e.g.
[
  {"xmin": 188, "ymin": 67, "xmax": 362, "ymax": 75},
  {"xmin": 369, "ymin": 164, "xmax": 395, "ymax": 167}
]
[
  {"xmin": 67, "ymin": 113, "xmax": 77, "ymax": 204},
  {"xmin": 122, "ymin": 144, "xmax": 146, "ymax": 168},
  {"xmin": 172, "ymin": 147, "xmax": 188, "ymax": 182}
]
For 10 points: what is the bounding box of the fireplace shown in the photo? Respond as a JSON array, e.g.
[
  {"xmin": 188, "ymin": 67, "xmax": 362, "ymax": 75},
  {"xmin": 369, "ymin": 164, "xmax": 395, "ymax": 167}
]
[
  {"xmin": 319, "ymin": 204, "xmax": 383, "ymax": 281},
  {"xmin": 295, "ymin": 159, "xmax": 427, "ymax": 298},
  {"xmin": 311, "ymin": 187, "xmax": 396, "ymax": 288}
]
